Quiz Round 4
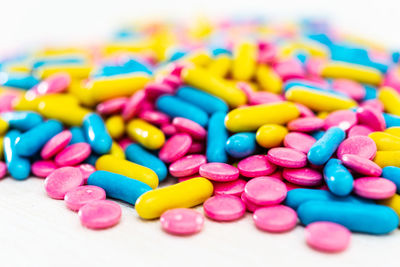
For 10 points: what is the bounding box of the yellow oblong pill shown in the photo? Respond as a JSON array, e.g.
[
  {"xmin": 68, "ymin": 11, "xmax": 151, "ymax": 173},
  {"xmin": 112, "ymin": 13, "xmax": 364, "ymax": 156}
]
[
  {"xmin": 126, "ymin": 119, "xmax": 165, "ymax": 150},
  {"xmin": 369, "ymin": 132, "xmax": 400, "ymax": 151},
  {"xmin": 256, "ymin": 124, "xmax": 288, "ymax": 148},
  {"xmin": 0, "ymin": 118, "xmax": 9, "ymax": 135},
  {"xmin": 373, "ymin": 151, "xmax": 400, "ymax": 168},
  {"xmin": 225, "ymin": 102, "xmax": 299, "ymax": 132},
  {"xmin": 321, "ymin": 61, "xmax": 382, "ymax": 85},
  {"xmin": 182, "ymin": 66, "xmax": 247, "ymax": 107},
  {"xmin": 109, "ymin": 142, "xmax": 125, "ymax": 159},
  {"xmin": 38, "ymin": 99, "xmax": 90, "ymax": 126},
  {"xmin": 135, "ymin": 177, "xmax": 213, "ymax": 219},
  {"xmin": 385, "ymin": 127, "xmax": 400, "ymax": 137},
  {"xmin": 379, "ymin": 194, "xmax": 400, "ymax": 218},
  {"xmin": 256, "ymin": 64, "xmax": 283, "ymax": 94},
  {"xmin": 96, "ymin": 155, "xmax": 158, "ymax": 189},
  {"xmin": 379, "ymin": 87, "xmax": 400, "ymax": 116},
  {"xmin": 285, "ymin": 86, "xmax": 357, "ymax": 112},
  {"xmin": 68, "ymin": 80, "xmax": 96, "ymax": 107},
  {"xmin": 232, "ymin": 41, "xmax": 257, "ymax": 81},
  {"xmin": 36, "ymin": 64, "xmax": 93, "ymax": 79},
  {"xmin": 207, "ymin": 54, "xmax": 231, "ymax": 78},
  {"xmin": 183, "ymin": 50, "xmax": 212, "ymax": 67},
  {"xmin": 106, "ymin": 115, "xmax": 125, "ymax": 139}
]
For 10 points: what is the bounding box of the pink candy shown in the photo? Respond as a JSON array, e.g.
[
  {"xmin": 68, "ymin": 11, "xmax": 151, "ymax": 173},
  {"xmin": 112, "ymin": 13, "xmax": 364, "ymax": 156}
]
[
  {"xmin": 122, "ymin": 90, "xmax": 146, "ymax": 120},
  {"xmin": 41, "ymin": 130, "xmax": 72, "ymax": 160},
  {"xmin": 305, "ymin": 222, "xmax": 351, "ymax": 253},
  {"xmin": 213, "ymin": 179, "xmax": 247, "ymax": 197},
  {"xmin": 96, "ymin": 97, "xmax": 128, "ymax": 115},
  {"xmin": 203, "ymin": 195, "xmax": 245, "ymax": 221},
  {"xmin": 78, "ymin": 200, "xmax": 121, "ymax": 229},
  {"xmin": 267, "ymin": 147, "xmax": 307, "ymax": 168},
  {"xmin": 282, "ymin": 167, "xmax": 322, "ymax": 186},
  {"xmin": 44, "ymin": 167, "xmax": 84, "ymax": 199},
  {"xmin": 237, "ymin": 155, "xmax": 276, "ymax": 177},
  {"xmin": 353, "ymin": 177, "xmax": 396, "ymax": 199},
  {"xmin": 332, "ymin": 79, "xmax": 365, "ymax": 101},
  {"xmin": 336, "ymin": 136, "xmax": 376, "ymax": 160},
  {"xmin": 244, "ymin": 176, "xmax": 287, "ymax": 205},
  {"xmin": 283, "ymin": 132, "xmax": 316, "ymax": 153},
  {"xmin": 172, "ymin": 117, "xmax": 207, "ymax": 140},
  {"xmin": 160, "ymin": 208, "xmax": 204, "ymax": 235},
  {"xmin": 64, "ymin": 185, "xmax": 106, "ymax": 211},
  {"xmin": 0, "ymin": 161, "xmax": 7, "ymax": 179},
  {"xmin": 341, "ymin": 154, "xmax": 382, "ymax": 176},
  {"xmin": 35, "ymin": 73, "xmax": 71, "ymax": 95},
  {"xmin": 169, "ymin": 154, "xmax": 207, "ymax": 177},
  {"xmin": 253, "ymin": 205, "xmax": 297, "ymax": 232},
  {"xmin": 145, "ymin": 82, "xmax": 175, "ymax": 99},
  {"xmin": 159, "ymin": 133, "xmax": 192, "ymax": 163},
  {"xmin": 139, "ymin": 110, "xmax": 170, "ymax": 125},
  {"xmin": 356, "ymin": 106, "xmax": 386, "ymax": 131},
  {"xmin": 347, "ymin": 125, "xmax": 374, "ymax": 137},
  {"xmin": 323, "ymin": 110, "xmax": 357, "ymax": 131},
  {"xmin": 78, "ymin": 164, "xmax": 96, "ymax": 184},
  {"xmin": 31, "ymin": 160, "xmax": 58, "ymax": 178},
  {"xmin": 199, "ymin": 163, "xmax": 239, "ymax": 182},
  {"xmin": 55, "ymin": 143, "xmax": 91, "ymax": 166},
  {"xmin": 287, "ymin": 117, "xmax": 324, "ymax": 132}
]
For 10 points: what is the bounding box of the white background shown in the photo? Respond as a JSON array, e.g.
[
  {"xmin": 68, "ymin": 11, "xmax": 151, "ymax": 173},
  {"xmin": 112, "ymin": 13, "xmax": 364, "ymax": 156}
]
[{"xmin": 1, "ymin": 0, "xmax": 400, "ymax": 266}]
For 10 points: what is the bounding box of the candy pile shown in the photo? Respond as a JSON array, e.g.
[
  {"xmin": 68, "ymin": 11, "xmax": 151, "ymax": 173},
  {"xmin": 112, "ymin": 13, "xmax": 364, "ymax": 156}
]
[{"xmin": 1, "ymin": 17, "xmax": 400, "ymax": 253}]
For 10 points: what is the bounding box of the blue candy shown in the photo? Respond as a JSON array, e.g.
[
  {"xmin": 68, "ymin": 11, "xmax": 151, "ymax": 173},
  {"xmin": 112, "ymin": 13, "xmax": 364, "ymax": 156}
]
[
  {"xmin": 383, "ymin": 113, "xmax": 400, "ymax": 128},
  {"xmin": 225, "ymin": 132, "xmax": 256, "ymax": 158},
  {"xmin": 307, "ymin": 127, "xmax": 345, "ymax": 165},
  {"xmin": 83, "ymin": 113, "xmax": 112, "ymax": 154},
  {"xmin": 311, "ymin": 130, "xmax": 325, "ymax": 140},
  {"xmin": 323, "ymin": 158, "xmax": 354, "ymax": 196},
  {"xmin": 3, "ymin": 130, "xmax": 30, "ymax": 180},
  {"xmin": 363, "ymin": 84, "xmax": 377, "ymax": 100},
  {"xmin": 32, "ymin": 57, "xmax": 85, "ymax": 69},
  {"xmin": 69, "ymin": 126, "xmax": 86, "ymax": 144},
  {"xmin": 0, "ymin": 72, "xmax": 39, "ymax": 89},
  {"xmin": 207, "ymin": 112, "xmax": 228, "ymax": 163},
  {"xmin": 1, "ymin": 111, "xmax": 43, "ymax": 131},
  {"xmin": 382, "ymin": 166, "xmax": 400, "ymax": 193}
]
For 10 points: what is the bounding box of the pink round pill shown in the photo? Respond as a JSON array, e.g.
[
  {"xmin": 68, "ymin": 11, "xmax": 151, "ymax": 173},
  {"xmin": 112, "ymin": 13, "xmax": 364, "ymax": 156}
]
[
  {"xmin": 36, "ymin": 73, "xmax": 71, "ymax": 95},
  {"xmin": 283, "ymin": 132, "xmax": 316, "ymax": 153},
  {"xmin": 44, "ymin": 167, "xmax": 84, "ymax": 199},
  {"xmin": 341, "ymin": 154, "xmax": 382, "ymax": 176},
  {"xmin": 240, "ymin": 192, "xmax": 265, "ymax": 212},
  {"xmin": 160, "ymin": 208, "xmax": 204, "ymax": 235},
  {"xmin": 55, "ymin": 143, "xmax": 92, "ymax": 166},
  {"xmin": 213, "ymin": 179, "xmax": 247, "ymax": 197},
  {"xmin": 169, "ymin": 154, "xmax": 207, "ymax": 177},
  {"xmin": 203, "ymin": 195, "xmax": 245, "ymax": 221},
  {"xmin": 353, "ymin": 177, "xmax": 396, "ymax": 199},
  {"xmin": 139, "ymin": 99, "xmax": 155, "ymax": 112},
  {"xmin": 161, "ymin": 123, "xmax": 177, "ymax": 136},
  {"xmin": 336, "ymin": 136, "xmax": 376, "ymax": 160},
  {"xmin": 64, "ymin": 185, "xmax": 106, "ymax": 211},
  {"xmin": 237, "ymin": 155, "xmax": 276, "ymax": 178},
  {"xmin": 282, "ymin": 168, "xmax": 322, "ymax": 186},
  {"xmin": 287, "ymin": 117, "xmax": 325, "ymax": 132},
  {"xmin": 172, "ymin": 117, "xmax": 207, "ymax": 140},
  {"xmin": 78, "ymin": 200, "xmax": 121, "ymax": 229},
  {"xmin": 161, "ymin": 75, "xmax": 181, "ymax": 88},
  {"xmin": 159, "ymin": 133, "xmax": 192, "ymax": 163},
  {"xmin": 96, "ymin": 97, "xmax": 128, "ymax": 115},
  {"xmin": 347, "ymin": 125, "xmax": 374, "ymax": 137},
  {"xmin": 244, "ymin": 176, "xmax": 287, "ymax": 205},
  {"xmin": 323, "ymin": 110, "xmax": 357, "ymax": 131},
  {"xmin": 122, "ymin": 90, "xmax": 146, "ymax": 120},
  {"xmin": 0, "ymin": 161, "xmax": 7, "ymax": 179},
  {"xmin": 356, "ymin": 106, "xmax": 386, "ymax": 131},
  {"xmin": 295, "ymin": 103, "xmax": 315, "ymax": 118},
  {"xmin": 139, "ymin": 110, "xmax": 170, "ymax": 126},
  {"xmin": 248, "ymin": 91, "xmax": 283, "ymax": 105},
  {"xmin": 269, "ymin": 170, "xmax": 283, "ymax": 180},
  {"xmin": 41, "ymin": 130, "xmax": 72, "ymax": 160},
  {"xmin": 361, "ymin": 99, "xmax": 384, "ymax": 112},
  {"xmin": 267, "ymin": 147, "xmax": 307, "ymax": 168},
  {"xmin": 253, "ymin": 205, "xmax": 297, "ymax": 232},
  {"xmin": 305, "ymin": 222, "xmax": 351, "ymax": 253},
  {"xmin": 145, "ymin": 82, "xmax": 175, "ymax": 99},
  {"xmin": 199, "ymin": 163, "xmax": 239, "ymax": 182},
  {"xmin": 78, "ymin": 164, "xmax": 96, "ymax": 184},
  {"xmin": 31, "ymin": 160, "xmax": 58, "ymax": 178},
  {"xmin": 332, "ymin": 79, "xmax": 365, "ymax": 101},
  {"xmin": 188, "ymin": 141, "xmax": 204, "ymax": 154}
]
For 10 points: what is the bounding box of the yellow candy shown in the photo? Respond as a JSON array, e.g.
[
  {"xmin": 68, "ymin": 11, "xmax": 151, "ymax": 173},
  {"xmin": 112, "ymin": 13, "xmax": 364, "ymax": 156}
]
[
  {"xmin": 285, "ymin": 86, "xmax": 357, "ymax": 112},
  {"xmin": 87, "ymin": 73, "xmax": 150, "ymax": 102},
  {"xmin": 373, "ymin": 151, "xmax": 400, "ymax": 168},
  {"xmin": 321, "ymin": 61, "xmax": 382, "ymax": 85},
  {"xmin": 0, "ymin": 136, "xmax": 3, "ymax": 160},
  {"xmin": 378, "ymin": 87, "xmax": 400, "ymax": 116},
  {"xmin": 369, "ymin": 132, "xmax": 400, "ymax": 151},
  {"xmin": 379, "ymin": 194, "xmax": 400, "ymax": 218},
  {"xmin": 96, "ymin": 155, "xmax": 158, "ymax": 189},
  {"xmin": 0, "ymin": 119, "xmax": 9, "ymax": 135},
  {"xmin": 385, "ymin": 127, "xmax": 400, "ymax": 137},
  {"xmin": 68, "ymin": 81, "xmax": 96, "ymax": 107},
  {"xmin": 256, "ymin": 124, "xmax": 288, "ymax": 148},
  {"xmin": 182, "ymin": 66, "xmax": 247, "ymax": 107},
  {"xmin": 15, "ymin": 93, "xmax": 80, "ymax": 112},
  {"xmin": 37, "ymin": 99, "xmax": 91, "ymax": 126},
  {"xmin": 317, "ymin": 111, "xmax": 330, "ymax": 119},
  {"xmin": 225, "ymin": 102, "xmax": 299, "ymax": 132},
  {"xmin": 183, "ymin": 50, "xmax": 212, "ymax": 67},
  {"xmin": 109, "ymin": 142, "xmax": 125, "ymax": 159},
  {"xmin": 232, "ymin": 41, "xmax": 257, "ymax": 81},
  {"xmin": 135, "ymin": 177, "xmax": 213, "ymax": 219},
  {"xmin": 126, "ymin": 119, "xmax": 165, "ymax": 150},
  {"xmin": 36, "ymin": 64, "xmax": 93, "ymax": 79},
  {"xmin": 256, "ymin": 65, "xmax": 283, "ymax": 94},
  {"xmin": 105, "ymin": 115, "xmax": 125, "ymax": 139},
  {"xmin": 207, "ymin": 54, "xmax": 231, "ymax": 78}
]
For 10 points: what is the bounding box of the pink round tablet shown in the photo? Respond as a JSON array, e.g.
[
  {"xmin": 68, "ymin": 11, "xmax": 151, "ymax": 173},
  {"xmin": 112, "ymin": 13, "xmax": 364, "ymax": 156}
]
[
  {"xmin": 360, "ymin": 99, "xmax": 384, "ymax": 112},
  {"xmin": 269, "ymin": 170, "xmax": 283, "ymax": 180},
  {"xmin": 188, "ymin": 141, "xmax": 204, "ymax": 154},
  {"xmin": 64, "ymin": 185, "xmax": 106, "ymax": 211},
  {"xmin": 139, "ymin": 110, "xmax": 170, "ymax": 126},
  {"xmin": 323, "ymin": 110, "xmax": 357, "ymax": 131},
  {"xmin": 295, "ymin": 103, "xmax": 315, "ymax": 118},
  {"xmin": 122, "ymin": 90, "xmax": 146, "ymax": 120},
  {"xmin": 353, "ymin": 177, "xmax": 396, "ymax": 199},
  {"xmin": 356, "ymin": 106, "xmax": 386, "ymax": 131},
  {"xmin": 248, "ymin": 91, "xmax": 283, "ymax": 105},
  {"xmin": 36, "ymin": 72, "xmax": 71, "ymax": 95},
  {"xmin": 305, "ymin": 222, "xmax": 351, "ymax": 253},
  {"xmin": 203, "ymin": 195, "xmax": 245, "ymax": 221},
  {"xmin": 145, "ymin": 82, "xmax": 175, "ymax": 99},
  {"xmin": 283, "ymin": 132, "xmax": 316, "ymax": 153},
  {"xmin": 287, "ymin": 117, "xmax": 325, "ymax": 132},
  {"xmin": 169, "ymin": 154, "xmax": 207, "ymax": 177},
  {"xmin": 161, "ymin": 75, "xmax": 181, "ymax": 88},
  {"xmin": 96, "ymin": 97, "xmax": 128, "ymax": 115},
  {"xmin": 44, "ymin": 167, "xmax": 84, "ymax": 199},
  {"xmin": 199, "ymin": 163, "xmax": 239, "ymax": 182},
  {"xmin": 240, "ymin": 192, "xmax": 265, "ymax": 212},
  {"xmin": 172, "ymin": 117, "xmax": 207, "ymax": 140},
  {"xmin": 0, "ymin": 161, "xmax": 7, "ymax": 179},
  {"xmin": 347, "ymin": 125, "xmax": 374, "ymax": 137},
  {"xmin": 332, "ymin": 79, "xmax": 365, "ymax": 101},
  {"xmin": 244, "ymin": 176, "xmax": 287, "ymax": 205},
  {"xmin": 32, "ymin": 160, "xmax": 58, "ymax": 178},
  {"xmin": 237, "ymin": 155, "xmax": 276, "ymax": 178},
  {"xmin": 253, "ymin": 205, "xmax": 297, "ymax": 232},
  {"xmin": 159, "ymin": 133, "xmax": 192, "ymax": 163},
  {"xmin": 282, "ymin": 168, "xmax": 322, "ymax": 186},
  {"xmin": 78, "ymin": 164, "xmax": 96, "ymax": 184},
  {"xmin": 160, "ymin": 208, "xmax": 204, "ymax": 235},
  {"xmin": 213, "ymin": 179, "xmax": 247, "ymax": 197},
  {"xmin": 55, "ymin": 143, "xmax": 92, "ymax": 166},
  {"xmin": 161, "ymin": 123, "xmax": 177, "ymax": 136},
  {"xmin": 41, "ymin": 130, "xmax": 72, "ymax": 160},
  {"xmin": 78, "ymin": 200, "xmax": 121, "ymax": 229},
  {"xmin": 336, "ymin": 136, "xmax": 376, "ymax": 160},
  {"xmin": 267, "ymin": 147, "xmax": 307, "ymax": 168},
  {"xmin": 341, "ymin": 154, "xmax": 382, "ymax": 176}
]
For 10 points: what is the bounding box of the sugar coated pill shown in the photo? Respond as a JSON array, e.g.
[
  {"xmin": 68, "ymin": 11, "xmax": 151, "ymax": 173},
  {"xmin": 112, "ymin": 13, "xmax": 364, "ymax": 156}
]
[
  {"xmin": 237, "ymin": 155, "xmax": 276, "ymax": 177},
  {"xmin": 341, "ymin": 154, "xmax": 382, "ymax": 176},
  {"xmin": 199, "ymin": 163, "xmax": 239, "ymax": 182},
  {"xmin": 244, "ymin": 176, "xmax": 287, "ymax": 205},
  {"xmin": 126, "ymin": 119, "xmax": 165, "ymax": 150},
  {"xmin": 226, "ymin": 132, "xmax": 257, "ymax": 158},
  {"xmin": 213, "ymin": 179, "xmax": 247, "ymax": 197},
  {"xmin": 382, "ymin": 166, "xmax": 400, "ymax": 193},
  {"xmin": 288, "ymin": 117, "xmax": 324, "ymax": 132},
  {"xmin": 159, "ymin": 133, "xmax": 192, "ymax": 163},
  {"xmin": 44, "ymin": 167, "xmax": 84, "ymax": 199},
  {"xmin": 55, "ymin": 143, "xmax": 91, "ymax": 166},
  {"xmin": 282, "ymin": 168, "xmax": 322, "ymax": 186},
  {"xmin": 78, "ymin": 164, "xmax": 96, "ymax": 183},
  {"xmin": 336, "ymin": 135, "xmax": 376, "ymax": 160},
  {"xmin": 323, "ymin": 110, "xmax": 357, "ymax": 131},
  {"xmin": 353, "ymin": 177, "xmax": 396, "ymax": 199},
  {"xmin": 203, "ymin": 195, "xmax": 245, "ymax": 221},
  {"xmin": 31, "ymin": 160, "xmax": 57, "ymax": 178},
  {"xmin": 4, "ymin": 130, "xmax": 31, "ymax": 180},
  {"xmin": 41, "ymin": 130, "xmax": 72, "ymax": 159},
  {"xmin": 356, "ymin": 106, "xmax": 386, "ymax": 132},
  {"xmin": 169, "ymin": 154, "xmax": 207, "ymax": 177},
  {"xmin": 83, "ymin": 113, "xmax": 112, "ymax": 154},
  {"xmin": 160, "ymin": 208, "xmax": 204, "ymax": 235},
  {"xmin": 207, "ymin": 112, "xmax": 228, "ymax": 163},
  {"xmin": 253, "ymin": 205, "xmax": 297, "ymax": 232},
  {"xmin": 172, "ymin": 117, "xmax": 206, "ymax": 140},
  {"xmin": 78, "ymin": 200, "xmax": 121, "ymax": 229},
  {"xmin": 305, "ymin": 222, "xmax": 351, "ymax": 253},
  {"xmin": 256, "ymin": 124, "xmax": 288, "ymax": 148},
  {"xmin": 307, "ymin": 127, "xmax": 345, "ymax": 165},
  {"xmin": 323, "ymin": 159, "xmax": 354, "ymax": 196},
  {"xmin": 283, "ymin": 132, "xmax": 316, "ymax": 153},
  {"xmin": 0, "ymin": 162, "xmax": 7, "ymax": 179},
  {"xmin": 64, "ymin": 185, "xmax": 106, "ymax": 211},
  {"xmin": 1, "ymin": 111, "xmax": 43, "ymax": 131},
  {"xmin": 267, "ymin": 147, "xmax": 307, "ymax": 168}
]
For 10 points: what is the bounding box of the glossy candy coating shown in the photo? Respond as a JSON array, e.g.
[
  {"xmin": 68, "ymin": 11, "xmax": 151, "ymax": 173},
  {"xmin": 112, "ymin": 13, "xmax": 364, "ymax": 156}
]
[
  {"xmin": 64, "ymin": 185, "xmax": 106, "ymax": 211},
  {"xmin": 79, "ymin": 200, "xmax": 121, "ymax": 229},
  {"xmin": 203, "ymin": 195, "xmax": 246, "ymax": 221},
  {"xmin": 160, "ymin": 208, "xmax": 204, "ymax": 235}
]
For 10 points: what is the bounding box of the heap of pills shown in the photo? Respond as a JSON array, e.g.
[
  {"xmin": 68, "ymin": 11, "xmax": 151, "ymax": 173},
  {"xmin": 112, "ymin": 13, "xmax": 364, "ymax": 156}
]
[{"xmin": 1, "ymin": 17, "xmax": 400, "ymax": 253}]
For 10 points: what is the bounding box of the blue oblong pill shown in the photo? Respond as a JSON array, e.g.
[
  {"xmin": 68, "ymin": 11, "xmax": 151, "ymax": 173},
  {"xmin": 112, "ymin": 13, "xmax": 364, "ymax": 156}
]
[
  {"xmin": 307, "ymin": 127, "xmax": 345, "ymax": 165},
  {"xmin": 69, "ymin": 126, "xmax": 86, "ymax": 144},
  {"xmin": 225, "ymin": 132, "xmax": 256, "ymax": 158},
  {"xmin": 83, "ymin": 113, "xmax": 112, "ymax": 154},
  {"xmin": 1, "ymin": 72, "xmax": 39, "ymax": 89},
  {"xmin": 1, "ymin": 111, "xmax": 43, "ymax": 131},
  {"xmin": 382, "ymin": 166, "xmax": 400, "ymax": 193},
  {"xmin": 3, "ymin": 130, "xmax": 30, "ymax": 180},
  {"xmin": 383, "ymin": 113, "xmax": 400, "ymax": 128},
  {"xmin": 323, "ymin": 158, "xmax": 354, "ymax": 196},
  {"xmin": 207, "ymin": 112, "xmax": 228, "ymax": 163}
]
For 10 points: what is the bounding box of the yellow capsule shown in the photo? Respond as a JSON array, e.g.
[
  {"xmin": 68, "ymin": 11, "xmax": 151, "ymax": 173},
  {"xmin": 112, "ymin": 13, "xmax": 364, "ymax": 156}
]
[
  {"xmin": 225, "ymin": 102, "xmax": 299, "ymax": 132},
  {"xmin": 295, "ymin": 40, "xmax": 329, "ymax": 58},
  {"xmin": 38, "ymin": 99, "xmax": 90, "ymax": 126},
  {"xmin": 104, "ymin": 40, "xmax": 151, "ymax": 56},
  {"xmin": 256, "ymin": 124, "xmax": 288, "ymax": 148},
  {"xmin": 379, "ymin": 194, "xmax": 400, "ymax": 218},
  {"xmin": 87, "ymin": 73, "xmax": 150, "ymax": 103},
  {"xmin": 36, "ymin": 64, "xmax": 93, "ymax": 79},
  {"xmin": 14, "ymin": 93, "xmax": 80, "ymax": 112},
  {"xmin": 385, "ymin": 127, "xmax": 400, "ymax": 137},
  {"xmin": 207, "ymin": 54, "xmax": 231, "ymax": 78},
  {"xmin": 126, "ymin": 119, "xmax": 165, "ymax": 150},
  {"xmin": 378, "ymin": 87, "xmax": 400, "ymax": 116},
  {"xmin": 105, "ymin": 115, "xmax": 125, "ymax": 139},
  {"xmin": 182, "ymin": 66, "xmax": 247, "ymax": 107},
  {"xmin": 109, "ymin": 142, "xmax": 125, "ymax": 159},
  {"xmin": 317, "ymin": 111, "xmax": 330, "ymax": 119},
  {"xmin": 0, "ymin": 118, "xmax": 9, "ymax": 135},
  {"xmin": 183, "ymin": 50, "xmax": 212, "ymax": 67},
  {"xmin": 135, "ymin": 177, "xmax": 213, "ymax": 219},
  {"xmin": 232, "ymin": 41, "xmax": 257, "ymax": 81},
  {"xmin": 96, "ymin": 155, "xmax": 158, "ymax": 189},
  {"xmin": 0, "ymin": 136, "xmax": 3, "ymax": 160},
  {"xmin": 256, "ymin": 65, "xmax": 283, "ymax": 94},
  {"xmin": 321, "ymin": 61, "xmax": 382, "ymax": 85},
  {"xmin": 285, "ymin": 86, "xmax": 357, "ymax": 112},
  {"xmin": 68, "ymin": 80, "xmax": 96, "ymax": 107},
  {"xmin": 373, "ymin": 151, "xmax": 400, "ymax": 168},
  {"xmin": 368, "ymin": 132, "xmax": 400, "ymax": 151},
  {"xmin": 7, "ymin": 63, "xmax": 31, "ymax": 73}
]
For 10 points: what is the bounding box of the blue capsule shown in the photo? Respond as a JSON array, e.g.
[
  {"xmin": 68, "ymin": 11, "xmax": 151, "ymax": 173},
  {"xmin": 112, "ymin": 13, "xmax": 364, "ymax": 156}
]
[
  {"xmin": 298, "ymin": 200, "xmax": 399, "ymax": 235},
  {"xmin": 311, "ymin": 130, "xmax": 325, "ymax": 140},
  {"xmin": 3, "ymin": 130, "xmax": 30, "ymax": 180},
  {"xmin": 87, "ymin": 170, "xmax": 152, "ymax": 205},
  {"xmin": 176, "ymin": 86, "xmax": 228, "ymax": 115},
  {"xmin": 225, "ymin": 132, "xmax": 256, "ymax": 158},
  {"xmin": 383, "ymin": 113, "xmax": 400, "ymax": 128},
  {"xmin": 207, "ymin": 112, "xmax": 228, "ymax": 163},
  {"xmin": 1, "ymin": 111, "xmax": 43, "ymax": 131},
  {"xmin": 85, "ymin": 153, "xmax": 100, "ymax": 166},
  {"xmin": 32, "ymin": 57, "xmax": 85, "ymax": 69},
  {"xmin": 323, "ymin": 158, "xmax": 354, "ymax": 196},
  {"xmin": 363, "ymin": 84, "xmax": 377, "ymax": 100},
  {"xmin": 125, "ymin": 143, "xmax": 167, "ymax": 182},
  {"xmin": 94, "ymin": 58, "xmax": 153, "ymax": 77},
  {"xmin": 15, "ymin": 119, "xmax": 63, "ymax": 157},
  {"xmin": 83, "ymin": 113, "xmax": 112, "ymax": 154},
  {"xmin": 0, "ymin": 72, "xmax": 39, "ymax": 89},
  {"xmin": 156, "ymin": 95, "xmax": 208, "ymax": 127},
  {"xmin": 307, "ymin": 127, "xmax": 345, "ymax": 165},
  {"xmin": 382, "ymin": 166, "xmax": 400, "ymax": 193},
  {"xmin": 69, "ymin": 126, "xmax": 86, "ymax": 144}
]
